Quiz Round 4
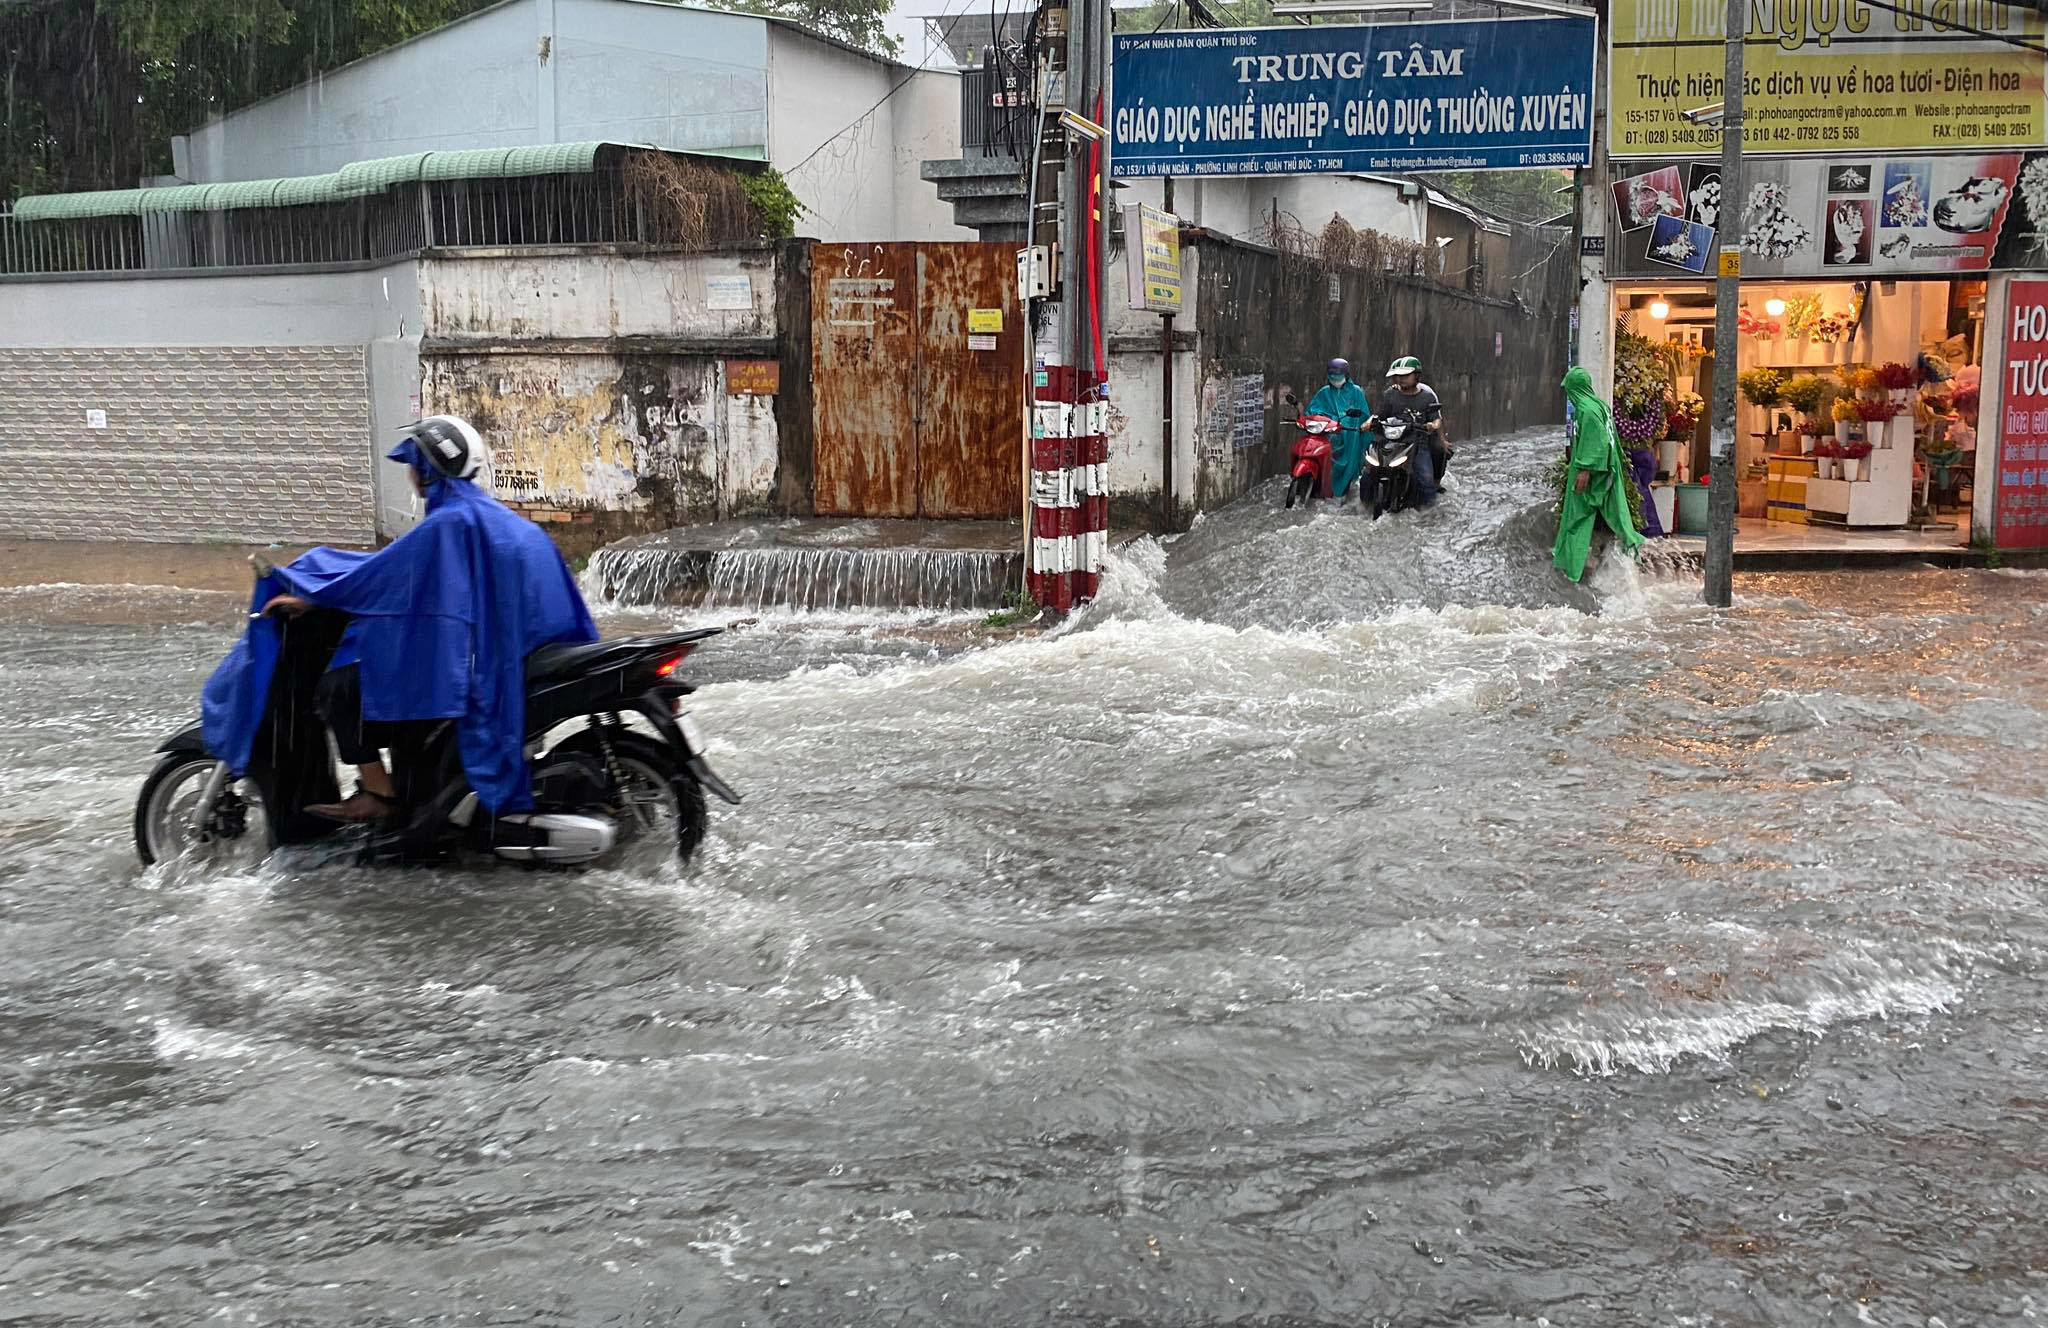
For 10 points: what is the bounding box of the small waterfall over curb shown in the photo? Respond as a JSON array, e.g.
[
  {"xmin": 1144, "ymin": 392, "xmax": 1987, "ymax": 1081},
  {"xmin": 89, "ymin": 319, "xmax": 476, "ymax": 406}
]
[{"xmin": 587, "ymin": 543, "xmax": 1017, "ymax": 612}]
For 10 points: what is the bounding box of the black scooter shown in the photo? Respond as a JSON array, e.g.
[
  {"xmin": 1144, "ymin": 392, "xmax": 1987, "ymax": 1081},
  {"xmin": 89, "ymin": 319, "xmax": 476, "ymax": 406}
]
[
  {"xmin": 135, "ymin": 604, "xmax": 739, "ymax": 870},
  {"xmin": 1362, "ymin": 416, "xmax": 1424, "ymax": 519}
]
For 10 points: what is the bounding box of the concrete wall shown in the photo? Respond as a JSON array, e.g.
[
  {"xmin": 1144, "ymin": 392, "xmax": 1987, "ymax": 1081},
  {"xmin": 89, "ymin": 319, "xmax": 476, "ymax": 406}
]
[
  {"xmin": 555, "ymin": 0, "xmax": 769, "ymax": 152},
  {"xmin": 417, "ymin": 247, "xmax": 788, "ymax": 546},
  {"xmin": 1114, "ymin": 176, "xmax": 1424, "ymax": 248},
  {"xmin": 183, "ymin": 2, "xmax": 544, "ymax": 182},
  {"xmin": 1103, "ymin": 230, "xmax": 1576, "ymax": 526},
  {"xmin": 769, "ymin": 27, "xmax": 968, "ymax": 241},
  {"xmin": 0, "ymin": 265, "xmax": 419, "ymax": 543}
]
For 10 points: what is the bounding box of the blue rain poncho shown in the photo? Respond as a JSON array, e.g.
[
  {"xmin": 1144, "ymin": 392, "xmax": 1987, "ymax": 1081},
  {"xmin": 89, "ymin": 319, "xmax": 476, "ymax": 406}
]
[{"xmin": 201, "ymin": 442, "xmax": 599, "ymax": 813}]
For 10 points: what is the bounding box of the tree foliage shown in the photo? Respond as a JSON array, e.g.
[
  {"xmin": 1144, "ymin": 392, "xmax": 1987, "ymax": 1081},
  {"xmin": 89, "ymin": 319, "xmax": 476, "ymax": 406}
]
[
  {"xmin": 718, "ymin": 0, "xmax": 897, "ymax": 55},
  {"xmin": 1, "ymin": 0, "xmax": 900, "ymax": 201},
  {"xmin": 1434, "ymin": 169, "xmax": 1575, "ymax": 224}
]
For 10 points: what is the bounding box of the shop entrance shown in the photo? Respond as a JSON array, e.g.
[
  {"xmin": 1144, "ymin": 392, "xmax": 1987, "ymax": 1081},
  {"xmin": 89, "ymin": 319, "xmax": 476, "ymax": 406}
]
[{"xmin": 1610, "ymin": 277, "xmax": 1985, "ymax": 552}]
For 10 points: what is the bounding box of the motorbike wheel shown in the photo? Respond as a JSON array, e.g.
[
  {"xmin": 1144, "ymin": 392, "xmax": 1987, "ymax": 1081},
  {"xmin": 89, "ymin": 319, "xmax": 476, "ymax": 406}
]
[
  {"xmin": 135, "ymin": 754, "xmax": 273, "ymax": 869},
  {"xmin": 548, "ymin": 729, "xmax": 708, "ymax": 867},
  {"xmin": 1286, "ymin": 475, "xmax": 1313, "ymax": 509}
]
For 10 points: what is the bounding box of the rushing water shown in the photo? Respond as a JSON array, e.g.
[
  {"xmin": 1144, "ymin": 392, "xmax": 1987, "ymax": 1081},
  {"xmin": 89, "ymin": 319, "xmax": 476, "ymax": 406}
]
[{"xmin": 3, "ymin": 427, "xmax": 2046, "ymax": 1326}]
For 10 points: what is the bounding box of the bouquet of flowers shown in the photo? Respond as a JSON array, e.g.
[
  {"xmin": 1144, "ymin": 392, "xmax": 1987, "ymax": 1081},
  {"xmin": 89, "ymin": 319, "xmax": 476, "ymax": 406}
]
[
  {"xmin": 1877, "ymin": 361, "xmax": 1917, "ymax": 390},
  {"xmin": 1665, "ymin": 390, "xmax": 1705, "ymax": 439},
  {"xmin": 1617, "ymin": 400, "xmax": 1667, "ymax": 446},
  {"xmin": 1843, "ymin": 438, "xmax": 1874, "ymax": 460},
  {"xmin": 1831, "ymin": 397, "xmax": 1862, "ymax": 423},
  {"xmin": 1847, "ymin": 367, "xmax": 1884, "ymax": 394},
  {"xmin": 1856, "ymin": 397, "xmax": 1902, "ymax": 422},
  {"xmin": 1810, "ymin": 312, "xmax": 1855, "ymax": 344},
  {"xmin": 1883, "ymin": 175, "xmax": 1931, "ymax": 228},
  {"xmin": 1743, "ymin": 181, "xmax": 1815, "ymax": 259},
  {"xmin": 1814, "ymin": 437, "xmax": 1842, "ymax": 458},
  {"xmin": 1738, "ymin": 367, "xmax": 1785, "ymax": 406},
  {"xmin": 1737, "ymin": 307, "xmax": 1783, "ymax": 337}
]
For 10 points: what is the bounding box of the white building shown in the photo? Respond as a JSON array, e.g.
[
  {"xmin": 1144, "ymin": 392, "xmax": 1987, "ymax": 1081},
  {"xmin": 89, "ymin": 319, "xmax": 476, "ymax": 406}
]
[{"xmin": 172, "ymin": 0, "xmax": 972, "ymax": 243}]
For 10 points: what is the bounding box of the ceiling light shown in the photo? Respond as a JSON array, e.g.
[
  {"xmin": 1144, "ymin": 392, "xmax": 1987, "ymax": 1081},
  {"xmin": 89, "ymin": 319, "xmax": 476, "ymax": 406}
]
[
  {"xmin": 1650, "ymin": 299, "xmax": 1670, "ymax": 320},
  {"xmin": 1765, "ymin": 297, "xmax": 1786, "ymax": 316}
]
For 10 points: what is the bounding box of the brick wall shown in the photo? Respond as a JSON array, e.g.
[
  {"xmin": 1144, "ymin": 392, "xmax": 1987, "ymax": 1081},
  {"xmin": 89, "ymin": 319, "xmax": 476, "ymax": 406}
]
[{"xmin": 0, "ymin": 345, "xmax": 375, "ymax": 544}]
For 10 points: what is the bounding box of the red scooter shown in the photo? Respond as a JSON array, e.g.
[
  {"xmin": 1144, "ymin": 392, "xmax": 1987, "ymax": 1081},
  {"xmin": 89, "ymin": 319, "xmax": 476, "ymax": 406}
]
[{"xmin": 1285, "ymin": 412, "xmax": 1341, "ymax": 508}]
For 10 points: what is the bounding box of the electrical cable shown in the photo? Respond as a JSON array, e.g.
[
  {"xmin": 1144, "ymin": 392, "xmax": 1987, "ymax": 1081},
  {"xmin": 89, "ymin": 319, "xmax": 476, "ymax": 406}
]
[{"xmin": 786, "ymin": 0, "xmax": 982, "ymax": 177}]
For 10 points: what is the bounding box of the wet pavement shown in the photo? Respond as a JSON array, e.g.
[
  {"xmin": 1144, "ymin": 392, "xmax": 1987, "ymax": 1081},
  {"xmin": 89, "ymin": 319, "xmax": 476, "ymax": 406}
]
[{"xmin": 2, "ymin": 427, "xmax": 2046, "ymax": 1325}]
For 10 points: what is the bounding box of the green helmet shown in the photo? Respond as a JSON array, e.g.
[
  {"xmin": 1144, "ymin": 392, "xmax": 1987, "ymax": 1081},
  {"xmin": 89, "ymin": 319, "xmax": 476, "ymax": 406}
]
[{"xmin": 1386, "ymin": 356, "xmax": 1422, "ymax": 377}]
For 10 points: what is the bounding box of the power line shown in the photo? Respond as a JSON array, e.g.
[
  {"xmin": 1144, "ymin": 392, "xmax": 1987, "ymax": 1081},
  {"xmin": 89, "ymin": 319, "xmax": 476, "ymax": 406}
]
[{"xmin": 785, "ymin": 0, "xmax": 982, "ymax": 177}]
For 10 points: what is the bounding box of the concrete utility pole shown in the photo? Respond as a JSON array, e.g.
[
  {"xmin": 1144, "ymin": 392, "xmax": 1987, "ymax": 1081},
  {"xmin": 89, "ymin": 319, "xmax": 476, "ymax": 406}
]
[
  {"xmin": 1057, "ymin": 0, "xmax": 1108, "ymax": 373},
  {"xmin": 1703, "ymin": 0, "xmax": 1745, "ymax": 608}
]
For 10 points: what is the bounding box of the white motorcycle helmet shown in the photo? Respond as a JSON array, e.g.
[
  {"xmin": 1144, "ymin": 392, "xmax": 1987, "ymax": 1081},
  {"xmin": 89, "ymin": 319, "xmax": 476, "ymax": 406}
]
[{"xmin": 396, "ymin": 415, "xmax": 487, "ymax": 482}]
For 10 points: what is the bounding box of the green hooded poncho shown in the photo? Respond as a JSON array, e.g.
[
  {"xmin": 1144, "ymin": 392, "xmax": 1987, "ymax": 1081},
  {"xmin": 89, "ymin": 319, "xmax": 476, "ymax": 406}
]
[{"xmin": 1554, "ymin": 366, "xmax": 1644, "ymax": 582}]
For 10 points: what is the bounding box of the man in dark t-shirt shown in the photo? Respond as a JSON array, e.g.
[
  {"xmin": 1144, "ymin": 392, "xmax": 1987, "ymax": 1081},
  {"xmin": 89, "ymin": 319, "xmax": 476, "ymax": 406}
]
[{"xmin": 1367, "ymin": 355, "xmax": 1448, "ymax": 505}]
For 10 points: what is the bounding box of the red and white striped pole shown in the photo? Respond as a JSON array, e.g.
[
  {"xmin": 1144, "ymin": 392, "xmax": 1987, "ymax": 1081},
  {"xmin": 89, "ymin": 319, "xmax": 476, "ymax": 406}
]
[{"xmin": 1030, "ymin": 365, "xmax": 1107, "ymax": 611}]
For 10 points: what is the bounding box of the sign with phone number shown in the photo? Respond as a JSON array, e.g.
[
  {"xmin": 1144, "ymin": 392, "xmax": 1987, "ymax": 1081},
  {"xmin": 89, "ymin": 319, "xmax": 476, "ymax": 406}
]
[{"xmin": 1609, "ymin": 0, "xmax": 2048, "ymax": 158}]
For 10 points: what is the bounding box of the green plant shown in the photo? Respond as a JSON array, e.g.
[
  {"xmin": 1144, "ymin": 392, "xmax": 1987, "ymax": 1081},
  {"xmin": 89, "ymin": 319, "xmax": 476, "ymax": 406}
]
[
  {"xmin": 1545, "ymin": 442, "xmax": 1646, "ymax": 533},
  {"xmin": 738, "ymin": 168, "xmax": 805, "ymax": 239},
  {"xmin": 1738, "ymin": 367, "xmax": 1785, "ymax": 407},
  {"xmin": 1780, "ymin": 373, "xmax": 1829, "ymax": 415},
  {"xmin": 1613, "ymin": 323, "xmax": 1669, "ymax": 416},
  {"xmin": 982, "ymin": 588, "xmax": 1041, "ymax": 629}
]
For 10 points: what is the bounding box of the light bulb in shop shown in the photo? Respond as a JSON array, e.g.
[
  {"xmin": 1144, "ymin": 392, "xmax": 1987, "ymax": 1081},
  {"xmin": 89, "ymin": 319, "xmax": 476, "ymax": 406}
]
[
  {"xmin": 1765, "ymin": 297, "xmax": 1786, "ymax": 316},
  {"xmin": 1650, "ymin": 300, "xmax": 1670, "ymax": 320}
]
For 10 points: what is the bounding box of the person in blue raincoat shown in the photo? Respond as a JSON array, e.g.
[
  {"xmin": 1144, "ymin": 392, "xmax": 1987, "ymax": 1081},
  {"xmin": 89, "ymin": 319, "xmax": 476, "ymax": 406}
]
[
  {"xmin": 203, "ymin": 416, "xmax": 598, "ymax": 824},
  {"xmin": 1309, "ymin": 358, "xmax": 1371, "ymax": 501}
]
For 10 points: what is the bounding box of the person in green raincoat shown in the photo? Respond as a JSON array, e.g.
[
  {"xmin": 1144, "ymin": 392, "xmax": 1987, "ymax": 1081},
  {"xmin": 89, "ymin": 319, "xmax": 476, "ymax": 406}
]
[
  {"xmin": 1309, "ymin": 358, "xmax": 1371, "ymax": 500},
  {"xmin": 1554, "ymin": 366, "xmax": 1645, "ymax": 582}
]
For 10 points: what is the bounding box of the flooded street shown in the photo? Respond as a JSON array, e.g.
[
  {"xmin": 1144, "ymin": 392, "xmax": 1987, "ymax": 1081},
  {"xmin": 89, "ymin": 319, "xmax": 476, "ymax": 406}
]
[{"xmin": 3, "ymin": 428, "xmax": 2046, "ymax": 1326}]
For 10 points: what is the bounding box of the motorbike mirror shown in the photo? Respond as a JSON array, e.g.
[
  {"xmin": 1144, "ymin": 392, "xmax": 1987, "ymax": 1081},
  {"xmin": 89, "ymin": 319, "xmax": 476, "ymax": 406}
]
[
  {"xmin": 249, "ymin": 554, "xmax": 276, "ymax": 578},
  {"xmin": 1282, "ymin": 393, "xmax": 1298, "ymax": 407}
]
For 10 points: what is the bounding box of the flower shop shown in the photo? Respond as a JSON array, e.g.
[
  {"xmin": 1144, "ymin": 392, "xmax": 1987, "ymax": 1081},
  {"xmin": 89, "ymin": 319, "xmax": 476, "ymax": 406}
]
[{"xmin": 1608, "ymin": 277, "xmax": 1988, "ymax": 544}]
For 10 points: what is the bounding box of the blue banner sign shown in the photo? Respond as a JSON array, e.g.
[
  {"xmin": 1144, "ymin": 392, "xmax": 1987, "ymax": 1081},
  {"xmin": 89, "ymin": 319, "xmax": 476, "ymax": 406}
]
[{"xmin": 1112, "ymin": 18, "xmax": 1598, "ymax": 177}]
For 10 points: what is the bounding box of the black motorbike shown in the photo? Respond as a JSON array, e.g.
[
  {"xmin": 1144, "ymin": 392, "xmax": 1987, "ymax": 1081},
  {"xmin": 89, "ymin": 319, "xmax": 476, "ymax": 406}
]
[
  {"xmin": 1362, "ymin": 416, "xmax": 1424, "ymax": 519},
  {"xmin": 135, "ymin": 605, "xmax": 739, "ymax": 870}
]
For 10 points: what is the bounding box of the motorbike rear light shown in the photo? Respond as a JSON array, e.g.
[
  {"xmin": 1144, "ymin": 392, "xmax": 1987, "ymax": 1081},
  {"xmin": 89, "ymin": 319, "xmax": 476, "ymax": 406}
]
[{"xmin": 655, "ymin": 652, "xmax": 687, "ymax": 678}]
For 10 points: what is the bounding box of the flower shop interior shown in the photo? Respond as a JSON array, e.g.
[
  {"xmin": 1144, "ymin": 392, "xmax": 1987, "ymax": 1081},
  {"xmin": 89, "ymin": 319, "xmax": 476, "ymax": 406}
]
[{"xmin": 1612, "ymin": 277, "xmax": 1986, "ymax": 551}]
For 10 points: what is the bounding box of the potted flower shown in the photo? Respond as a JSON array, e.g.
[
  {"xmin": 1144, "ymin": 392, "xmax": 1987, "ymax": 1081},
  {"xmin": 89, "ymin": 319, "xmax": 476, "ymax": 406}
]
[
  {"xmin": 1780, "ymin": 374, "xmax": 1829, "ymax": 451},
  {"xmin": 1841, "ymin": 437, "xmax": 1874, "ymax": 482},
  {"xmin": 1856, "ymin": 396, "xmax": 1903, "ymax": 449},
  {"xmin": 1848, "ymin": 366, "xmax": 1884, "ymax": 398},
  {"xmin": 1816, "ymin": 437, "xmax": 1843, "ymax": 479},
  {"xmin": 1739, "ymin": 367, "xmax": 1785, "ymax": 409},
  {"xmin": 1663, "ymin": 391, "xmax": 1703, "ymax": 478},
  {"xmin": 1877, "ymin": 361, "xmax": 1917, "ymax": 405},
  {"xmin": 1830, "ymin": 396, "xmax": 1863, "ymax": 447}
]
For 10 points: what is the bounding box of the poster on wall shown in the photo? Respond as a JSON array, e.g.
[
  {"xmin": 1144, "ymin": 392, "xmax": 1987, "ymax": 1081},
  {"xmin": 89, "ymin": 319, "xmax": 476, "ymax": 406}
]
[
  {"xmin": 1605, "ymin": 152, "xmax": 2048, "ymax": 279},
  {"xmin": 1609, "ymin": 0, "xmax": 2048, "ymax": 159},
  {"xmin": 1997, "ymin": 279, "xmax": 2048, "ymax": 549},
  {"xmin": 1111, "ymin": 17, "xmax": 1597, "ymax": 177}
]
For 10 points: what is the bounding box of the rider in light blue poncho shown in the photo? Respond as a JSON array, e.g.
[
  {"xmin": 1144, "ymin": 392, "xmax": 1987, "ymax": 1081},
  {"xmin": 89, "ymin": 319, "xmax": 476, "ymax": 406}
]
[{"xmin": 1309, "ymin": 358, "xmax": 1371, "ymax": 501}]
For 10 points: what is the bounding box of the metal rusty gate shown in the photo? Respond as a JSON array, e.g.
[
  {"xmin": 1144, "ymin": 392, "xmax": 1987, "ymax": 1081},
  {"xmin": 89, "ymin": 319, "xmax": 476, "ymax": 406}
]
[{"xmin": 811, "ymin": 242, "xmax": 1024, "ymax": 518}]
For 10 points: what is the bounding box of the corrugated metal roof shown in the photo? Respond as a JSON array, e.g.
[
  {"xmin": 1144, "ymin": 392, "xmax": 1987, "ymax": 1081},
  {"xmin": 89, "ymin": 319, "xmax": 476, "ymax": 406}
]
[{"xmin": 13, "ymin": 142, "xmax": 619, "ymax": 221}]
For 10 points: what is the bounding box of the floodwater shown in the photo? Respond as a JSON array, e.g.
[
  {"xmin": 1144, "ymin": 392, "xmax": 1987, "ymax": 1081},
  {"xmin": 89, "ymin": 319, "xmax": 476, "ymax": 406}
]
[{"xmin": 3, "ymin": 427, "xmax": 2046, "ymax": 1326}]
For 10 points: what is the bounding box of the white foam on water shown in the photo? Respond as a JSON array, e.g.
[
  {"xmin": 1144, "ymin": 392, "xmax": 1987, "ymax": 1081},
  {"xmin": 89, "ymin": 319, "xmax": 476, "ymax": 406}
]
[{"xmin": 1518, "ymin": 973, "xmax": 1962, "ymax": 1077}]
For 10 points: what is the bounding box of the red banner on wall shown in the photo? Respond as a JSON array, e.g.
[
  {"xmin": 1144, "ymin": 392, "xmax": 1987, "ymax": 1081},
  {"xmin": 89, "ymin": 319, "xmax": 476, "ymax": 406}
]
[{"xmin": 1998, "ymin": 279, "xmax": 2048, "ymax": 550}]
